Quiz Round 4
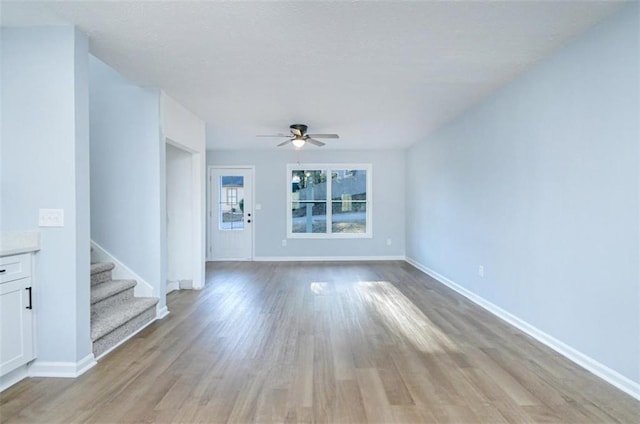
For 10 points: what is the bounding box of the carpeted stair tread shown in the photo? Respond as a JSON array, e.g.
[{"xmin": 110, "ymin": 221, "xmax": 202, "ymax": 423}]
[
  {"xmin": 91, "ymin": 297, "xmax": 158, "ymax": 341},
  {"xmin": 91, "ymin": 279, "xmax": 137, "ymax": 305},
  {"xmin": 91, "ymin": 262, "xmax": 115, "ymax": 275}
]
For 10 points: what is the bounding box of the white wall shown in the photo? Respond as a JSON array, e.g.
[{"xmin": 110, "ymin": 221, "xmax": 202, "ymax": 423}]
[
  {"xmin": 166, "ymin": 144, "xmax": 192, "ymax": 285},
  {"xmin": 1, "ymin": 27, "xmax": 92, "ymax": 367},
  {"xmin": 160, "ymin": 92, "xmax": 206, "ymax": 289},
  {"xmin": 161, "ymin": 92, "xmax": 206, "ymax": 153},
  {"xmin": 89, "ymin": 56, "xmax": 165, "ymax": 311},
  {"xmin": 406, "ymin": 4, "xmax": 639, "ymax": 388},
  {"xmin": 206, "ymin": 149, "xmax": 405, "ymax": 259}
]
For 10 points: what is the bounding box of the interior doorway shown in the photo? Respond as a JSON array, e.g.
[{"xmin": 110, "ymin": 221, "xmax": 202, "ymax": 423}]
[
  {"xmin": 208, "ymin": 166, "xmax": 254, "ymax": 260},
  {"xmin": 166, "ymin": 142, "xmax": 202, "ymax": 292}
]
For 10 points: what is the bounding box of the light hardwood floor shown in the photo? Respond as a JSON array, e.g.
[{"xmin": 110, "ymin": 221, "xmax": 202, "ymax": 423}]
[{"xmin": 1, "ymin": 261, "xmax": 638, "ymax": 423}]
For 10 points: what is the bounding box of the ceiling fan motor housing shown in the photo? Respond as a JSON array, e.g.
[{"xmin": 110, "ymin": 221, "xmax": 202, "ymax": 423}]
[{"xmin": 290, "ymin": 124, "xmax": 308, "ymax": 135}]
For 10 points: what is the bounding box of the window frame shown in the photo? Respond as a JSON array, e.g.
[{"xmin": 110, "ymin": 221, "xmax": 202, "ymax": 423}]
[
  {"xmin": 286, "ymin": 163, "xmax": 373, "ymax": 239},
  {"xmin": 226, "ymin": 187, "xmax": 238, "ymax": 205}
]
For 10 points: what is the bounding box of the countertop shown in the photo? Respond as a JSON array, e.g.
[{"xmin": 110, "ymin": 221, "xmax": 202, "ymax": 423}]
[{"xmin": 0, "ymin": 232, "xmax": 41, "ymax": 256}]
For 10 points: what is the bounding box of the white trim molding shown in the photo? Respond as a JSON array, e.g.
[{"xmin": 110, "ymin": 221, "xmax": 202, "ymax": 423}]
[
  {"xmin": 254, "ymin": 255, "xmax": 405, "ymax": 262},
  {"xmin": 286, "ymin": 163, "xmax": 373, "ymax": 239},
  {"xmin": 28, "ymin": 353, "xmax": 96, "ymax": 378},
  {"xmin": 91, "ymin": 240, "xmax": 154, "ymax": 297},
  {"xmin": 166, "ymin": 281, "xmax": 180, "ymax": 293},
  {"xmin": 208, "ymin": 258, "xmax": 253, "ymax": 262},
  {"xmin": 405, "ymin": 257, "xmax": 640, "ymax": 401},
  {"xmin": 0, "ymin": 364, "xmax": 30, "ymax": 392},
  {"xmin": 156, "ymin": 306, "xmax": 170, "ymax": 320}
]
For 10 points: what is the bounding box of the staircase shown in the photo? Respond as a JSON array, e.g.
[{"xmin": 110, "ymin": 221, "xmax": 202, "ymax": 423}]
[{"xmin": 90, "ymin": 262, "xmax": 158, "ymax": 358}]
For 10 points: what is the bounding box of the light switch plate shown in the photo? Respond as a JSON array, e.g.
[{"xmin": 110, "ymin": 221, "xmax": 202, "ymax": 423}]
[{"xmin": 39, "ymin": 209, "xmax": 64, "ymax": 227}]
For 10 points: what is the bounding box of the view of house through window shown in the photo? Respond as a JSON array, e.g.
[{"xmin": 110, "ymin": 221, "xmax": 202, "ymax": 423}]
[
  {"xmin": 226, "ymin": 187, "xmax": 238, "ymax": 205},
  {"xmin": 288, "ymin": 164, "xmax": 371, "ymax": 238},
  {"xmin": 219, "ymin": 176, "xmax": 244, "ymax": 230}
]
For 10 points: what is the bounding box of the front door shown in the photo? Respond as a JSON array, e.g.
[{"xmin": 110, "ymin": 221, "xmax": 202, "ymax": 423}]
[{"xmin": 209, "ymin": 167, "xmax": 253, "ymax": 260}]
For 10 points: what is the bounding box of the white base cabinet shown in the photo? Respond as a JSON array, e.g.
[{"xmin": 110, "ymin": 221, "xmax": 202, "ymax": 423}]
[{"xmin": 0, "ymin": 253, "xmax": 35, "ymax": 376}]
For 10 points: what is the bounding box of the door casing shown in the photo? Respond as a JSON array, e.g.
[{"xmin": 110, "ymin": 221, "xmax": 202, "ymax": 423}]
[{"xmin": 207, "ymin": 165, "xmax": 255, "ymax": 261}]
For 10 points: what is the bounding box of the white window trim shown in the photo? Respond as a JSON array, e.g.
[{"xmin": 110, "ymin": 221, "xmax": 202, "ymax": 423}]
[{"xmin": 286, "ymin": 163, "xmax": 373, "ymax": 239}]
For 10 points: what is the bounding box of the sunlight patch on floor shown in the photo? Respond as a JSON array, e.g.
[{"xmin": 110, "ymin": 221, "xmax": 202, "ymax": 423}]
[
  {"xmin": 310, "ymin": 282, "xmax": 328, "ymax": 294},
  {"xmin": 356, "ymin": 281, "xmax": 458, "ymax": 353}
]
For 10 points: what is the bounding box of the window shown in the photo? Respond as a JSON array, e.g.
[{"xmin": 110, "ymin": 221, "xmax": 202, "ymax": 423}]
[
  {"xmin": 219, "ymin": 176, "xmax": 244, "ymax": 230},
  {"xmin": 287, "ymin": 164, "xmax": 372, "ymax": 238},
  {"xmin": 226, "ymin": 188, "xmax": 238, "ymax": 205}
]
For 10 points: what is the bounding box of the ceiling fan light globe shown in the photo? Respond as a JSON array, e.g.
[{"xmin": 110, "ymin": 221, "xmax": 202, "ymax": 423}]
[{"xmin": 292, "ymin": 138, "xmax": 305, "ymax": 148}]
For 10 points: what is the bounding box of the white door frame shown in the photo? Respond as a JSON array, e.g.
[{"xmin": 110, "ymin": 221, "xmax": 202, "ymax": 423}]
[
  {"xmin": 207, "ymin": 165, "xmax": 255, "ymax": 261},
  {"xmin": 165, "ymin": 138, "xmax": 205, "ymax": 290}
]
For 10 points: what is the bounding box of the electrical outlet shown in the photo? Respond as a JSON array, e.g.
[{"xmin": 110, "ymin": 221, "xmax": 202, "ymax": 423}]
[
  {"xmin": 282, "ymin": 239, "xmax": 287, "ymax": 247},
  {"xmin": 386, "ymin": 238, "xmax": 392, "ymax": 246},
  {"xmin": 478, "ymin": 265, "xmax": 484, "ymax": 278},
  {"xmin": 39, "ymin": 209, "xmax": 64, "ymax": 227}
]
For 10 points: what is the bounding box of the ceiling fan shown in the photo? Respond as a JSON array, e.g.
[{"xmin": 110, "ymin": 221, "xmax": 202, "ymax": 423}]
[{"xmin": 257, "ymin": 124, "xmax": 339, "ymax": 148}]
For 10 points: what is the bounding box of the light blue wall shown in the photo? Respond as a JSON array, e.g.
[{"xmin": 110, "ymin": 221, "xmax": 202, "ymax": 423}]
[
  {"xmin": 1, "ymin": 27, "xmax": 92, "ymax": 363},
  {"xmin": 206, "ymin": 149, "xmax": 405, "ymax": 259},
  {"xmin": 89, "ymin": 56, "xmax": 165, "ymax": 310},
  {"xmin": 73, "ymin": 29, "xmax": 91, "ymax": 360},
  {"xmin": 406, "ymin": 5, "xmax": 639, "ymax": 384}
]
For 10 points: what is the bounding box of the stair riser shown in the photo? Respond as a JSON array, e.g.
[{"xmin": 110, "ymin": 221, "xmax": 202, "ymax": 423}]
[
  {"xmin": 93, "ymin": 306, "xmax": 156, "ymax": 358},
  {"xmin": 92, "ymin": 288, "xmax": 135, "ymax": 316},
  {"xmin": 91, "ymin": 270, "xmax": 112, "ymax": 285}
]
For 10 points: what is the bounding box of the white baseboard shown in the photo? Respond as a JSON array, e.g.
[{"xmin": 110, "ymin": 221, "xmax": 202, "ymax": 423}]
[
  {"xmin": 253, "ymin": 255, "xmax": 406, "ymax": 262},
  {"xmin": 167, "ymin": 281, "xmax": 180, "ymax": 293},
  {"xmin": 0, "ymin": 364, "xmax": 29, "ymax": 392},
  {"xmin": 179, "ymin": 279, "xmax": 193, "ymax": 289},
  {"xmin": 405, "ymin": 257, "xmax": 640, "ymax": 401},
  {"xmin": 208, "ymin": 258, "xmax": 252, "ymax": 261},
  {"xmin": 91, "ymin": 240, "xmax": 154, "ymax": 297},
  {"xmin": 156, "ymin": 305, "xmax": 170, "ymax": 319},
  {"xmin": 167, "ymin": 280, "xmax": 193, "ymax": 293},
  {"xmin": 28, "ymin": 353, "xmax": 96, "ymax": 378}
]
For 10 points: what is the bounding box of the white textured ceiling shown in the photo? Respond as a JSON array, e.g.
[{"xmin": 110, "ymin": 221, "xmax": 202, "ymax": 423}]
[{"xmin": 1, "ymin": 0, "xmax": 625, "ymax": 150}]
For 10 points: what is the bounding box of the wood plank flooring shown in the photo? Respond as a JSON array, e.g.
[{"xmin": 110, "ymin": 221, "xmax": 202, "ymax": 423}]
[{"xmin": 1, "ymin": 261, "xmax": 638, "ymax": 423}]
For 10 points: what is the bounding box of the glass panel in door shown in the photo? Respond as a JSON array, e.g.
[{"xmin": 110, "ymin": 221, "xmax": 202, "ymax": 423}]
[{"xmin": 219, "ymin": 176, "xmax": 244, "ymax": 230}]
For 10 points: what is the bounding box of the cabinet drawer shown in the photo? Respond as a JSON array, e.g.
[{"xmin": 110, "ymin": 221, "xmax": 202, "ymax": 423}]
[{"xmin": 0, "ymin": 254, "xmax": 31, "ymax": 284}]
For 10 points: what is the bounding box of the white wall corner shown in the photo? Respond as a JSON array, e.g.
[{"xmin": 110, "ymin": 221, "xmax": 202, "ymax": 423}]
[
  {"xmin": 28, "ymin": 354, "xmax": 96, "ymax": 378},
  {"xmin": 91, "ymin": 240, "xmax": 155, "ymax": 297},
  {"xmin": 404, "ymin": 257, "xmax": 640, "ymax": 401}
]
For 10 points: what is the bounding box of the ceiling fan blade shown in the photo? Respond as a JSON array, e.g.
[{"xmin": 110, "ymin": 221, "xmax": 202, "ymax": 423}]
[
  {"xmin": 277, "ymin": 139, "xmax": 292, "ymax": 147},
  {"xmin": 290, "ymin": 128, "xmax": 302, "ymax": 137},
  {"xmin": 306, "ymin": 138, "xmax": 326, "ymax": 147},
  {"xmin": 307, "ymin": 133, "xmax": 339, "ymax": 139},
  {"xmin": 257, "ymin": 133, "xmax": 290, "ymax": 137}
]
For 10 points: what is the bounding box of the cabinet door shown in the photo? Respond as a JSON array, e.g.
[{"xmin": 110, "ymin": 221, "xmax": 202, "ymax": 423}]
[{"xmin": 0, "ymin": 278, "xmax": 34, "ymax": 375}]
